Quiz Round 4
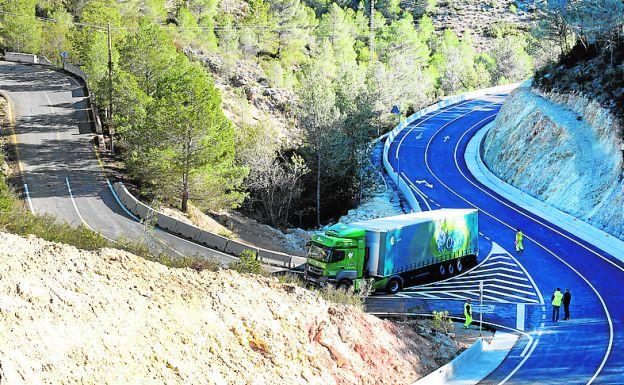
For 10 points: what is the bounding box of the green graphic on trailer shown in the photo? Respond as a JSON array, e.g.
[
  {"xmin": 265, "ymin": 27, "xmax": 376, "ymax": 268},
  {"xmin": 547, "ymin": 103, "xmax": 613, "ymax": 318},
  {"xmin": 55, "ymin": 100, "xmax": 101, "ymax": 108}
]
[
  {"xmin": 380, "ymin": 214, "xmax": 475, "ymax": 276},
  {"xmin": 431, "ymin": 217, "xmax": 470, "ymax": 257}
]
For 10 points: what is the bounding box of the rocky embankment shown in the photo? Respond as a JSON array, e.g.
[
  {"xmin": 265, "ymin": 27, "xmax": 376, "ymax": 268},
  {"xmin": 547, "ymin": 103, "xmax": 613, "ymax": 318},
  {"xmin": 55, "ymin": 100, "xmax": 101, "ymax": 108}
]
[
  {"xmin": 0, "ymin": 232, "xmax": 458, "ymax": 385},
  {"xmin": 483, "ymin": 87, "xmax": 624, "ymax": 240}
]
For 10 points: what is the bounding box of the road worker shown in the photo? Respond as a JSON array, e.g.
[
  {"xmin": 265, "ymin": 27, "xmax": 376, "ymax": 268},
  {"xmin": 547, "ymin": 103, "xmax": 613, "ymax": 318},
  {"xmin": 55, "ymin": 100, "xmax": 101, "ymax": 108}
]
[
  {"xmin": 551, "ymin": 288, "xmax": 563, "ymax": 322},
  {"xmin": 464, "ymin": 298, "xmax": 473, "ymax": 329},
  {"xmin": 563, "ymin": 289, "xmax": 572, "ymax": 320},
  {"xmin": 515, "ymin": 228, "xmax": 524, "ymax": 252}
]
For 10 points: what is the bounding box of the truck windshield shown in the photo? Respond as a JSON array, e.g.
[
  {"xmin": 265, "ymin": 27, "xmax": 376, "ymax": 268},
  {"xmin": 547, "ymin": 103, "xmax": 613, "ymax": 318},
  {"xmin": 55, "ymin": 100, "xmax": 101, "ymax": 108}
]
[{"xmin": 308, "ymin": 243, "xmax": 331, "ymax": 262}]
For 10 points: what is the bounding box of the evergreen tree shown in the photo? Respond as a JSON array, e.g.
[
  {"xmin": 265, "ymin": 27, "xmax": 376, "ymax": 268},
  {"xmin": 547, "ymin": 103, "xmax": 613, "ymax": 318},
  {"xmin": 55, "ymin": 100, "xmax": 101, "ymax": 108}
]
[
  {"xmin": 129, "ymin": 57, "xmax": 247, "ymax": 212},
  {"xmin": 0, "ymin": 0, "xmax": 41, "ymax": 52}
]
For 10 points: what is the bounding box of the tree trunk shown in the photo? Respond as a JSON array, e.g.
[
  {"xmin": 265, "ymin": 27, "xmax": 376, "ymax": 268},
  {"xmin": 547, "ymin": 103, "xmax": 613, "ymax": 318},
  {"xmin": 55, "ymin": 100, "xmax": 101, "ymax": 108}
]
[
  {"xmin": 316, "ymin": 152, "xmax": 321, "ymax": 227},
  {"xmin": 181, "ymin": 186, "xmax": 189, "ymax": 213}
]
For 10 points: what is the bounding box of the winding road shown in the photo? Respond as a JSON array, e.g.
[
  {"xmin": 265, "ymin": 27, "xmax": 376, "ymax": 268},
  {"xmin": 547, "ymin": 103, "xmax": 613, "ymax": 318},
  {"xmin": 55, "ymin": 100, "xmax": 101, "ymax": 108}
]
[
  {"xmin": 368, "ymin": 93, "xmax": 624, "ymax": 384},
  {"xmin": 0, "ymin": 60, "xmax": 235, "ymax": 263},
  {"xmin": 3, "ymin": 60, "xmax": 624, "ymax": 384}
]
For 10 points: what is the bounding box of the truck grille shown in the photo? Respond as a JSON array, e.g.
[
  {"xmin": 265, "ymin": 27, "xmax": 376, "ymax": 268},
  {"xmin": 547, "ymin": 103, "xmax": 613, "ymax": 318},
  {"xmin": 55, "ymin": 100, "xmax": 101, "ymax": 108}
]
[{"xmin": 306, "ymin": 264, "xmax": 323, "ymax": 277}]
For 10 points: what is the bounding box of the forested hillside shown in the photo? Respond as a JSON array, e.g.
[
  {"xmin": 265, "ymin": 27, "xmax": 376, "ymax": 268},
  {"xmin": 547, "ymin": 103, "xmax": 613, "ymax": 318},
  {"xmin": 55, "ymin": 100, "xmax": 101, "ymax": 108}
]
[{"xmin": 0, "ymin": 0, "xmax": 542, "ymax": 228}]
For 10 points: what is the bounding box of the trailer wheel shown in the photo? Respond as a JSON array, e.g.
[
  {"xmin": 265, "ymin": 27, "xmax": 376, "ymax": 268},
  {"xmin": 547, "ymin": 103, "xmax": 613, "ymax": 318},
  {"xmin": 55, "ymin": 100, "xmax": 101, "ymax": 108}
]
[
  {"xmin": 439, "ymin": 265, "xmax": 446, "ymax": 276},
  {"xmin": 448, "ymin": 263, "xmax": 455, "ymax": 275},
  {"xmin": 456, "ymin": 259, "xmax": 463, "ymax": 273},
  {"xmin": 386, "ymin": 278, "xmax": 402, "ymax": 294},
  {"xmin": 336, "ymin": 280, "xmax": 352, "ymax": 292}
]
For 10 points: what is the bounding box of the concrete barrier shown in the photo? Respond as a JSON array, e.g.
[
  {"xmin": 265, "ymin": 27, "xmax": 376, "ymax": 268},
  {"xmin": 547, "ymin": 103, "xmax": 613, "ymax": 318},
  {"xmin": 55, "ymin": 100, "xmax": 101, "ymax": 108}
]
[
  {"xmin": 155, "ymin": 212, "xmax": 178, "ymax": 233},
  {"xmin": 63, "ymin": 61, "xmax": 88, "ymax": 80},
  {"xmin": 197, "ymin": 230, "xmax": 229, "ymax": 251},
  {"xmin": 176, "ymin": 221, "xmax": 201, "ymax": 241},
  {"xmin": 5, "ymin": 52, "xmax": 36, "ymax": 63},
  {"xmin": 412, "ymin": 331, "xmax": 518, "ymax": 385},
  {"xmin": 289, "ymin": 255, "xmax": 307, "ymax": 268},
  {"xmin": 113, "ymin": 182, "xmax": 138, "ymax": 213},
  {"xmin": 133, "ymin": 201, "xmax": 154, "ymax": 222},
  {"xmin": 382, "ymin": 83, "xmax": 522, "ymax": 212},
  {"xmin": 258, "ymin": 248, "xmax": 292, "ymax": 267},
  {"xmin": 225, "ymin": 240, "xmax": 259, "ymax": 258},
  {"xmin": 110, "ymin": 180, "xmax": 306, "ymax": 268},
  {"xmin": 37, "ymin": 56, "xmax": 53, "ymax": 66}
]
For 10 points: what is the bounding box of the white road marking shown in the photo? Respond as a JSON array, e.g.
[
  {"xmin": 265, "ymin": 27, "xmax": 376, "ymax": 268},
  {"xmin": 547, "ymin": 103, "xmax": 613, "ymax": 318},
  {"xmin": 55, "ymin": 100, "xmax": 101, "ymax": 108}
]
[
  {"xmin": 462, "ymin": 272, "xmax": 529, "ymax": 282},
  {"xmin": 520, "ymin": 339, "xmax": 532, "ymax": 357},
  {"xmin": 480, "ymin": 261, "xmax": 519, "ymax": 268},
  {"xmin": 516, "ymin": 303, "xmax": 526, "ymax": 331},
  {"xmin": 414, "ymin": 179, "xmax": 433, "ymax": 188},
  {"xmin": 65, "ymin": 177, "xmax": 94, "ymax": 231},
  {"xmin": 419, "ymin": 99, "xmax": 613, "ymax": 385},
  {"xmin": 23, "ymin": 183, "xmax": 35, "ymax": 214},
  {"xmin": 486, "ymin": 255, "xmax": 514, "ymax": 262},
  {"xmin": 507, "ymin": 253, "xmax": 545, "ymax": 305},
  {"xmin": 396, "ymin": 99, "xmax": 478, "ymax": 157},
  {"xmin": 402, "ymin": 172, "xmax": 432, "ymax": 211},
  {"xmin": 417, "ymin": 278, "xmax": 534, "ymax": 289},
  {"xmin": 476, "ymin": 266, "xmax": 528, "ymax": 275},
  {"xmin": 483, "ymin": 289, "xmax": 540, "ymax": 303}
]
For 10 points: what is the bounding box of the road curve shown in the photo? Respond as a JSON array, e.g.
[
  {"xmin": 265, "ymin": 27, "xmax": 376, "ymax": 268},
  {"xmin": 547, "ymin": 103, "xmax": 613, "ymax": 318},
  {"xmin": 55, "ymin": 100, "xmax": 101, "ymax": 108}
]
[
  {"xmin": 379, "ymin": 93, "xmax": 624, "ymax": 384},
  {"xmin": 0, "ymin": 60, "xmax": 236, "ymax": 263}
]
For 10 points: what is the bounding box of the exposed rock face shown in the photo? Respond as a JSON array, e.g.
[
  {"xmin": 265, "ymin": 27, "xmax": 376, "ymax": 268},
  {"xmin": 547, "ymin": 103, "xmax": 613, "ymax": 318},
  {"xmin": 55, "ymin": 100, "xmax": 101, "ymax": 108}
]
[
  {"xmin": 0, "ymin": 233, "xmax": 454, "ymax": 385},
  {"xmin": 483, "ymin": 87, "xmax": 624, "ymax": 239}
]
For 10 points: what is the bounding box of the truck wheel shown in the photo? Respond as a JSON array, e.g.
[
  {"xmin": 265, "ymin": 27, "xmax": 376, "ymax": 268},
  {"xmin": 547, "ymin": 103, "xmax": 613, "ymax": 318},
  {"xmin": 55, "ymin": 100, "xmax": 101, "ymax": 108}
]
[
  {"xmin": 336, "ymin": 280, "xmax": 352, "ymax": 292},
  {"xmin": 456, "ymin": 259, "xmax": 463, "ymax": 273},
  {"xmin": 439, "ymin": 265, "xmax": 446, "ymax": 276},
  {"xmin": 386, "ymin": 278, "xmax": 402, "ymax": 294},
  {"xmin": 448, "ymin": 263, "xmax": 455, "ymax": 275}
]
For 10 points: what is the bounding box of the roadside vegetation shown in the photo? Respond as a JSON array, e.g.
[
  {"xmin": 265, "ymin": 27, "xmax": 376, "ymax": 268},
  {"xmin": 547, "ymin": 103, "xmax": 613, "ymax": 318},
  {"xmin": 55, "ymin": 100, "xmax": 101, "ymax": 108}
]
[
  {"xmin": 0, "ymin": 0, "xmax": 540, "ymax": 229},
  {"xmin": 533, "ymin": 0, "xmax": 624, "ymax": 138}
]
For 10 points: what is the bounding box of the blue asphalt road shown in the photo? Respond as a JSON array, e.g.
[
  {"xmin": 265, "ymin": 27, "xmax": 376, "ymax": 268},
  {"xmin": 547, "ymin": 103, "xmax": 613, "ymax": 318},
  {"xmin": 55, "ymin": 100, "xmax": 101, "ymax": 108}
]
[{"xmin": 384, "ymin": 94, "xmax": 624, "ymax": 384}]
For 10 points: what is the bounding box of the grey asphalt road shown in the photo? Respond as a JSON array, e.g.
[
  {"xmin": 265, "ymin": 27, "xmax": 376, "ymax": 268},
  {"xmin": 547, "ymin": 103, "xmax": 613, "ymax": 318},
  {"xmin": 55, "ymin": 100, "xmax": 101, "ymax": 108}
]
[{"xmin": 0, "ymin": 60, "xmax": 237, "ymax": 264}]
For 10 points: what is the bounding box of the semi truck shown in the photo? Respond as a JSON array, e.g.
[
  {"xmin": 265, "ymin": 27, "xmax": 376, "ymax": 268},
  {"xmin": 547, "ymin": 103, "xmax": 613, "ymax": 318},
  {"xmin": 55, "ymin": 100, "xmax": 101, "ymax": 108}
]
[{"xmin": 304, "ymin": 209, "xmax": 478, "ymax": 294}]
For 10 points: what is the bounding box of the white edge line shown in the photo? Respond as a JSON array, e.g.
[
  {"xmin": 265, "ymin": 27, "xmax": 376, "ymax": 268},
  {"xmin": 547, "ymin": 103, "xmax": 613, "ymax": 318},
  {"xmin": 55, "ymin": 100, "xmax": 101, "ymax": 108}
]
[
  {"xmin": 519, "ymin": 338, "xmax": 532, "ymax": 357},
  {"xmin": 427, "ymin": 98, "xmax": 614, "ymax": 385},
  {"xmin": 395, "ymin": 99, "xmax": 479, "ymax": 157},
  {"xmin": 23, "ymin": 183, "xmax": 35, "ymax": 214}
]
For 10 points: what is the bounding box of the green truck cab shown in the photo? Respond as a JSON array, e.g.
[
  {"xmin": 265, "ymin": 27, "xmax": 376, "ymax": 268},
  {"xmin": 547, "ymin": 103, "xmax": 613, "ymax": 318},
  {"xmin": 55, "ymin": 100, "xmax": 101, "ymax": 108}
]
[{"xmin": 304, "ymin": 209, "xmax": 479, "ymax": 294}]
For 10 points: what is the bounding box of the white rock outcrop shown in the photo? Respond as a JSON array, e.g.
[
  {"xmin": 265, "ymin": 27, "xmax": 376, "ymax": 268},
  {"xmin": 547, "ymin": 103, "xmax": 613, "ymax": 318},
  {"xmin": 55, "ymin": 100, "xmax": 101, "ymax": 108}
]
[{"xmin": 483, "ymin": 87, "xmax": 624, "ymax": 239}]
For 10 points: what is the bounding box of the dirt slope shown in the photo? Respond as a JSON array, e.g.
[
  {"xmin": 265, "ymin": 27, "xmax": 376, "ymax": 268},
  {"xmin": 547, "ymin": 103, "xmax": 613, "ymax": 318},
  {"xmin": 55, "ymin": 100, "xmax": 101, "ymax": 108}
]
[{"xmin": 0, "ymin": 232, "xmax": 455, "ymax": 385}]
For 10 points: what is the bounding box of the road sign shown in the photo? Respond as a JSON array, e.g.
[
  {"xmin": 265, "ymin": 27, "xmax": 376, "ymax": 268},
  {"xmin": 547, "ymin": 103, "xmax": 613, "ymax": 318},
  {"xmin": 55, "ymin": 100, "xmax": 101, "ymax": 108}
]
[
  {"xmin": 60, "ymin": 51, "xmax": 69, "ymax": 59},
  {"xmin": 391, "ymin": 105, "xmax": 400, "ymax": 115}
]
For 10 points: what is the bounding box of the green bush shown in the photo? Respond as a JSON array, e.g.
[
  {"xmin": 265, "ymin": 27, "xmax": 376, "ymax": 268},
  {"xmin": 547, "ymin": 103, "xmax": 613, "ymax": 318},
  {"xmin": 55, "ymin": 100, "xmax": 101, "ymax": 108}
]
[
  {"xmin": 229, "ymin": 249, "xmax": 266, "ymax": 275},
  {"xmin": 431, "ymin": 310, "xmax": 453, "ymax": 333},
  {"xmin": 277, "ymin": 272, "xmax": 304, "ymax": 285},
  {"xmin": 319, "ymin": 284, "xmax": 365, "ymax": 311}
]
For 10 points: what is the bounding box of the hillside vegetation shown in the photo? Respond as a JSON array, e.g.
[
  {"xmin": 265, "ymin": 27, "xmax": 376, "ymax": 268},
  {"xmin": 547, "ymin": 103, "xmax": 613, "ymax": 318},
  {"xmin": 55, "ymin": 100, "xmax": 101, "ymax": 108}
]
[
  {"xmin": 0, "ymin": 0, "xmax": 539, "ymax": 228},
  {"xmin": 533, "ymin": 0, "xmax": 624, "ymax": 137}
]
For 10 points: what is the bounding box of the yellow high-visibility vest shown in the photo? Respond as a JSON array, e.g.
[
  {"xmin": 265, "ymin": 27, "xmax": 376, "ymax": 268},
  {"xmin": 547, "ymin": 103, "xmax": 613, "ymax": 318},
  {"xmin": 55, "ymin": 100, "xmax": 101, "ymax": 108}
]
[{"xmin": 552, "ymin": 291, "xmax": 563, "ymax": 306}]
